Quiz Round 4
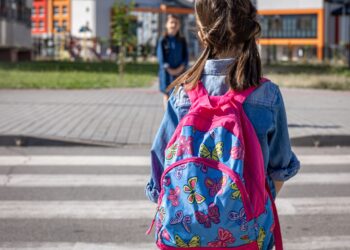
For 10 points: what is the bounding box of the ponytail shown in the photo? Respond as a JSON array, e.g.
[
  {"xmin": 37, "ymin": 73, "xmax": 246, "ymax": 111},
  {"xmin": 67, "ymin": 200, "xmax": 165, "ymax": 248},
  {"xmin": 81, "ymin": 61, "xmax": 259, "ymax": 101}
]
[
  {"xmin": 230, "ymin": 36, "xmax": 262, "ymax": 90},
  {"xmin": 167, "ymin": 46, "xmax": 211, "ymax": 92}
]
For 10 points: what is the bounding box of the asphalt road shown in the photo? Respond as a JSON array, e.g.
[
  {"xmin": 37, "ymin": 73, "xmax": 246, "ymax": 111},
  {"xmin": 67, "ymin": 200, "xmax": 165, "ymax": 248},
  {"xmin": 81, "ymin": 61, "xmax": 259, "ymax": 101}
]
[{"xmin": 0, "ymin": 146, "xmax": 349, "ymax": 250}]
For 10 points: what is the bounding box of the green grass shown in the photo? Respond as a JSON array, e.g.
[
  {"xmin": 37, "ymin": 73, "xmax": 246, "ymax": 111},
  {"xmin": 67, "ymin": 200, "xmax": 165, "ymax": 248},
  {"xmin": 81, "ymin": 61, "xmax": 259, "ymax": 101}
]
[
  {"xmin": 264, "ymin": 63, "xmax": 350, "ymax": 90},
  {"xmin": 0, "ymin": 61, "xmax": 158, "ymax": 89},
  {"xmin": 1, "ymin": 61, "xmax": 349, "ymax": 90}
]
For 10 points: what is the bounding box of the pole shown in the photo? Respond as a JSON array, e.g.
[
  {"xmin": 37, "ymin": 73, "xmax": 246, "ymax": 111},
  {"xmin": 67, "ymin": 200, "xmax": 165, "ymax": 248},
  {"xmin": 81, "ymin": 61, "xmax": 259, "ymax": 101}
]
[
  {"xmin": 347, "ymin": 3, "xmax": 350, "ymax": 67},
  {"xmin": 267, "ymin": 17, "xmax": 271, "ymax": 65}
]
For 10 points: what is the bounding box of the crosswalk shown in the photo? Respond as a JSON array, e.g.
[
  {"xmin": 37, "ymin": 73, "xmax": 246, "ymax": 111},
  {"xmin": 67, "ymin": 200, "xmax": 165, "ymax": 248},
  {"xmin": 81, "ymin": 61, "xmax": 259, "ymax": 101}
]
[{"xmin": 0, "ymin": 154, "xmax": 349, "ymax": 250}]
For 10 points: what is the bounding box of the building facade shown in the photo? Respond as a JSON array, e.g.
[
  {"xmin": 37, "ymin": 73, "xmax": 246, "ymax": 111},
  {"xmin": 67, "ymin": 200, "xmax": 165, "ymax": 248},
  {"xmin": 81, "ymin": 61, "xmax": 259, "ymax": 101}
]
[
  {"xmin": 69, "ymin": 0, "xmax": 196, "ymax": 59},
  {"xmin": 324, "ymin": 0, "xmax": 350, "ymax": 64},
  {"xmin": 31, "ymin": 0, "xmax": 48, "ymax": 35},
  {"xmin": 48, "ymin": 0, "xmax": 71, "ymax": 34},
  {"xmin": 257, "ymin": 0, "xmax": 350, "ymax": 63},
  {"xmin": 258, "ymin": 0, "xmax": 325, "ymax": 62},
  {"xmin": 0, "ymin": 0, "xmax": 32, "ymax": 62}
]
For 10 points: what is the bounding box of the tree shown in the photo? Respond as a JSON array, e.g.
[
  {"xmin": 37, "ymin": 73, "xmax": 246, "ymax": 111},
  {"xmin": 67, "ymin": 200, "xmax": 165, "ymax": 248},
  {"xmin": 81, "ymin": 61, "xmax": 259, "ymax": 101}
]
[{"xmin": 111, "ymin": 0, "xmax": 137, "ymax": 77}]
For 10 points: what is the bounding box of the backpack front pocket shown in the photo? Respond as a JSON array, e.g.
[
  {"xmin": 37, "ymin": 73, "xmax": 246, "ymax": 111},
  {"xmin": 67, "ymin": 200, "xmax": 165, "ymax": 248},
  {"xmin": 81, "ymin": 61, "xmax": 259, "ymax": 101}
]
[{"xmin": 156, "ymin": 157, "xmax": 259, "ymax": 249}]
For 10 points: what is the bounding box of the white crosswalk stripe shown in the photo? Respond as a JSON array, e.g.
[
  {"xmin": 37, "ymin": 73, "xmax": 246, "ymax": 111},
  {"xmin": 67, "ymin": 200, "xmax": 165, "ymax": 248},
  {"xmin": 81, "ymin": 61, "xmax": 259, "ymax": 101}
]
[
  {"xmin": 0, "ymin": 154, "xmax": 349, "ymax": 249},
  {"xmin": 0, "ymin": 197, "xmax": 349, "ymax": 219},
  {"xmin": 0, "ymin": 172, "xmax": 349, "ymax": 187},
  {"xmin": 0, "ymin": 156, "xmax": 150, "ymax": 167},
  {"xmin": 0, "ymin": 174, "xmax": 149, "ymax": 187},
  {"xmin": 0, "ymin": 154, "xmax": 350, "ymax": 167}
]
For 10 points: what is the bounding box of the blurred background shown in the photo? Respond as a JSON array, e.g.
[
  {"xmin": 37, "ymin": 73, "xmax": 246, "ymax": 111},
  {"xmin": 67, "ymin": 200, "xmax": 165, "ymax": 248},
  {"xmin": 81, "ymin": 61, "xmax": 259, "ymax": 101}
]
[
  {"xmin": 1, "ymin": 0, "xmax": 350, "ymax": 64},
  {"xmin": 0, "ymin": 0, "xmax": 350, "ymax": 250}
]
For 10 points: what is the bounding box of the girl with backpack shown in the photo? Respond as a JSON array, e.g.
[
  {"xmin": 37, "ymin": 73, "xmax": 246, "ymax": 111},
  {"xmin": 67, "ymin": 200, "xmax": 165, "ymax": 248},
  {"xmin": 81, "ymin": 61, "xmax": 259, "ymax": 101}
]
[
  {"xmin": 146, "ymin": 1, "xmax": 300, "ymax": 249},
  {"xmin": 157, "ymin": 14, "xmax": 189, "ymax": 109}
]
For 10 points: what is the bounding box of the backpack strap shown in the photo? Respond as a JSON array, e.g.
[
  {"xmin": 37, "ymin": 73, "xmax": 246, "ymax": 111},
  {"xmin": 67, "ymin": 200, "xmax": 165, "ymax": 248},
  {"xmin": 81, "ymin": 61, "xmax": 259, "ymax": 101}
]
[
  {"xmin": 186, "ymin": 81, "xmax": 209, "ymax": 105},
  {"xmin": 232, "ymin": 78, "xmax": 270, "ymax": 104},
  {"xmin": 266, "ymin": 181, "xmax": 284, "ymax": 250}
]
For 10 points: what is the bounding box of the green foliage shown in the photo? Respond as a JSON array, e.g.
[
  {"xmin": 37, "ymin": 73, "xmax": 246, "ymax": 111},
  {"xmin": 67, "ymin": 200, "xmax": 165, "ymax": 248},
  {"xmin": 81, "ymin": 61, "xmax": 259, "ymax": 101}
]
[
  {"xmin": 111, "ymin": 0, "xmax": 137, "ymax": 76},
  {"xmin": 111, "ymin": 0, "xmax": 136, "ymax": 47},
  {"xmin": 0, "ymin": 61, "xmax": 158, "ymax": 89}
]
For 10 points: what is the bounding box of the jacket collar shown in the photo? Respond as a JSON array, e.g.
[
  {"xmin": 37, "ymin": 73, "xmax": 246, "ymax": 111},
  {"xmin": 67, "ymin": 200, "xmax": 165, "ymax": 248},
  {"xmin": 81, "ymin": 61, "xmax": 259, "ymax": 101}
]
[{"xmin": 202, "ymin": 58, "xmax": 235, "ymax": 76}]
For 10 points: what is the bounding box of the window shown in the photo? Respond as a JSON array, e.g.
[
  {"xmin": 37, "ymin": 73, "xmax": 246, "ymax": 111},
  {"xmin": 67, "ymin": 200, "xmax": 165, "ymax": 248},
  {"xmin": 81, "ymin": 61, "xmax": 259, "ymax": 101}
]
[
  {"xmin": 53, "ymin": 6, "xmax": 59, "ymax": 15},
  {"xmin": 39, "ymin": 21, "xmax": 44, "ymax": 30},
  {"xmin": 31, "ymin": 21, "xmax": 36, "ymax": 29},
  {"xmin": 54, "ymin": 20, "xmax": 59, "ymax": 30},
  {"xmin": 31, "ymin": 7, "xmax": 36, "ymax": 16},
  {"xmin": 261, "ymin": 14, "xmax": 317, "ymax": 39},
  {"xmin": 39, "ymin": 6, "xmax": 44, "ymax": 16},
  {"xmin": 62, "ymin": 20, "xmax": 67, "ymax": 31},
  {"xmin": 62, "ymin": 5, "xmax": 67, "ymax": 15}
]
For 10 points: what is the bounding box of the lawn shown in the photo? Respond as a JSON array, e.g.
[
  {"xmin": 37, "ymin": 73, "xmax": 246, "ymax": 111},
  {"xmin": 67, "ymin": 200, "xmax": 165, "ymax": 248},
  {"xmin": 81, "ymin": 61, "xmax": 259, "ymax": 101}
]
[
  {"xmin": 264, "ymin": 63, "xmax": 350, "ymax": 90},
  {"xmin": 0, "ymin": 61, "xmax": 158, "ymax": 89},
  {"xmin": 0, "ymin": 61, "xmax": 349, "ymax": 90}
]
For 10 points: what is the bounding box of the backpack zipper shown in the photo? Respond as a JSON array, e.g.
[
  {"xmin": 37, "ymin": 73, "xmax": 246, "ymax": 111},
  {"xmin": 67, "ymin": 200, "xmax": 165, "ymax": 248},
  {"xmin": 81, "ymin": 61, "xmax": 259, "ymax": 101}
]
[{"xmin": 145, "ymin": 204, "xmax": 159, "ymax": 235}]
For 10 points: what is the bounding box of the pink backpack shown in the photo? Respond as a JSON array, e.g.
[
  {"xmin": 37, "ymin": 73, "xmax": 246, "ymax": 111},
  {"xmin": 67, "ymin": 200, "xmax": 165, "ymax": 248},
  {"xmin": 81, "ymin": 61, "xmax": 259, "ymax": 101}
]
[{"xmin": 147, "ymin": 80, "xmax": 283, "ymax": 250}]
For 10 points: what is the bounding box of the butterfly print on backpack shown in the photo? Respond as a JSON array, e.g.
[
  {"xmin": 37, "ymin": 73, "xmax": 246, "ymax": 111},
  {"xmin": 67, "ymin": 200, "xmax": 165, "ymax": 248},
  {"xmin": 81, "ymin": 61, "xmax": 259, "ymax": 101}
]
[
  {"xmin": 163, "ymin": 176, "xmax": 171, "ymax": 186},
  {"xmin": 165, "ymin": 143, "xmax": 178, "ymax": 160},
  {"xmin": 195, "ymin": 203, "xmax": 220, "ymax": 228},
  {"xmin": 208, "ymin": 228, "xmax": 235, "ymax": 247},
  {"xmin": 199, "ymin": 142, "xmax": 223, "ymax": 161},
  {"xmin": 230, "ymin": 144, "xmax": 244, "ymax": 160},
  {"xmin": 177, "ymin": 136, "xmax": 193, "ymax": 156},
  {"xmin": 175, "ymin": 235, "xmax": 201, "ymax": 247},
  {"xmin": 183, "ymin": 177, "xmax": 205, "ymax": 204},
  {"xmin": 170, "ymin": 210, "xmax": 192, "ymax": 233},
  {"xmin": 228, "ymin": 207, "xmax": 248, "ymax": 232},
  {"xmin": 175, "ymin": 164, "xmax": 187, "ymax": 180},
  {"xmin": 195, "ymin": 162, "xmax": 208, "ymax": 173},
  {"xmin": 231, "ymin": 183, "xmax": 242, "ymax": 200},
  {"xmin": 205, "ymin": 176, "xmax": 227, "ymax": 197},
  {"xmin": 168, "ymin": 186, "xmax": 181, "ymax": 207}
]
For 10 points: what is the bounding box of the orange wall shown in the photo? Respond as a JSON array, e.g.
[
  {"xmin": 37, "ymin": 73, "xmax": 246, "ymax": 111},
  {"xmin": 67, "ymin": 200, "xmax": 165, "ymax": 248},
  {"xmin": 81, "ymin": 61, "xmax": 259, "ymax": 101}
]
[
  {"xmin": 133, "ymin": 6, "xmax": 325, "ymax": 60},
  {"xmin": 48, "ymin": 0, "xmax": 71, "ymax": 34},
  {"xmin": 258, "ymin": 9, "xmax": 325, "ymax": 60},
  {"xmin": 134, "ymin": 5, "xmax": 193, "ymax": 14}
]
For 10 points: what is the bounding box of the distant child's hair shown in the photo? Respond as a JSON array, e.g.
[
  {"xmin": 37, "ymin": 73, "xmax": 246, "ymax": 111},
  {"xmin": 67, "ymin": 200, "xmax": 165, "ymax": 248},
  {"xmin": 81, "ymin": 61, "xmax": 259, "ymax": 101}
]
[
  {"xmin": 167, "ymin": 14, "xmax": 180, "ymax": 21},
  {"xmin": 168, "ymin": 0, "xmax": 262, "ymax": 91},
  {"xmin": 164, "ymin": 14, "xmax": 182, "ymax": 39}
]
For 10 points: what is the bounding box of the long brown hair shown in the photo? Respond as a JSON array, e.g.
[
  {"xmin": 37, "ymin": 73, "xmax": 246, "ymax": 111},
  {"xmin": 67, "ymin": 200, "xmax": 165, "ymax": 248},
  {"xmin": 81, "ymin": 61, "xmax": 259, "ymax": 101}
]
[{"xmin": 168, "ymin": 0, "xmax": 262, "ymax": 92}]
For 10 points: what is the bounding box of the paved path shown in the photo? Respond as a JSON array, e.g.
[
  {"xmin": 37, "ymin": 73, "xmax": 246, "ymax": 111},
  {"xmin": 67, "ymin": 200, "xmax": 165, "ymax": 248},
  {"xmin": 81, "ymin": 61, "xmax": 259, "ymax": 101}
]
[
  {"xmin": 0, "ymin": 87, "xmax": 349, "ymax": 146},
  {"xmin": 0, "ymin": 146, "xmax": 349, "ymax": 249}
]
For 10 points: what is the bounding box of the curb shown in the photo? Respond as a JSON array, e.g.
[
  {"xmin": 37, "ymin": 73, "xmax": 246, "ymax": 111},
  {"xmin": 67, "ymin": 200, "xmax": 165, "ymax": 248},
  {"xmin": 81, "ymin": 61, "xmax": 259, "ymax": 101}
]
[
  {"xmin": 1, "ymin": 134, "xmax": 350, "ymax": 148},
  {"xmin": 0, "ymin": 135, "xmax": 122, "ymax": 148},
  {"xmin": 291, "ymin": 135, "xmax": 350, "ymax": 147}
]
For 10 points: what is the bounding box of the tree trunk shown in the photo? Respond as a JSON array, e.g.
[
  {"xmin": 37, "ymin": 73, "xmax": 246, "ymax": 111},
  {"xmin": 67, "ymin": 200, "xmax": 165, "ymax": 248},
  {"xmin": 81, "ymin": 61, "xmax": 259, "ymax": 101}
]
[{"xmin": 118, "ymin": 45, "xmax": 126, "ymax": 78}]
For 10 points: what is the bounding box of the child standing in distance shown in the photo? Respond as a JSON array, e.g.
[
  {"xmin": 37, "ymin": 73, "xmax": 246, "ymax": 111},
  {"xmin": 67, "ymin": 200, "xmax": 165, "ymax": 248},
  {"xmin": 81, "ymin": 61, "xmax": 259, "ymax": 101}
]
[
  {"xmin": 157, "ymin": 14, "xmax": 189, "ymax": 109},
  {"xmin": 146, "ymin": 1, "xmax": 300, "ymax": 249}
]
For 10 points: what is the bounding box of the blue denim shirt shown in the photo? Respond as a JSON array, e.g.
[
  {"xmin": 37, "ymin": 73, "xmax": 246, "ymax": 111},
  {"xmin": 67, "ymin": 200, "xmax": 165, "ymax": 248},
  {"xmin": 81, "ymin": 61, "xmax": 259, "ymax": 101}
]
[
  {"xmin": 157, "ymin": 36, "xmax": 189, "ymax": 94},
  {"xmin": 146, "ymin": 58, "xmax": 300, "ymax": 203}
]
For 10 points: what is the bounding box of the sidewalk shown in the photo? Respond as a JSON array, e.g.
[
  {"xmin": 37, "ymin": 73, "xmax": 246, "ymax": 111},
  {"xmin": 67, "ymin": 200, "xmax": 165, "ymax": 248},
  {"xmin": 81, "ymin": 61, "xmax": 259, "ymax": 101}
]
[{"xmin": 0, "ymin": 86, "xmax": 349, "ymax": 147}]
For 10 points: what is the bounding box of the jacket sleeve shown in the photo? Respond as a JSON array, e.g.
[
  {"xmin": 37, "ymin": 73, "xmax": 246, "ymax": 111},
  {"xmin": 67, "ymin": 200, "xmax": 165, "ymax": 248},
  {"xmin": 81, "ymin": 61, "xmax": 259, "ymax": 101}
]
[
  {"xmin": 145, "ymin": 95, "xmax": 180, "ymax": 203},
  {"xmin": 267, "ymin": 87, "xmax": 300, "ymax": 181},
  {"xmin": 156, "ymin": 38, "xmax": 166, "ymax": 69},
  {"xmin": 145, "ymin": 89, "xmax": 191, "ymax": 203}
]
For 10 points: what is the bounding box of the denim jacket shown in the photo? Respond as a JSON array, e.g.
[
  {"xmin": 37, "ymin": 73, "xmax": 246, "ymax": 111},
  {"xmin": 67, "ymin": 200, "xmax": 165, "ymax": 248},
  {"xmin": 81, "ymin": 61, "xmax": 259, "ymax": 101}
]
[{"xmin": 146, "ymin": 58, "xmax": 300, "ymax": 203}]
